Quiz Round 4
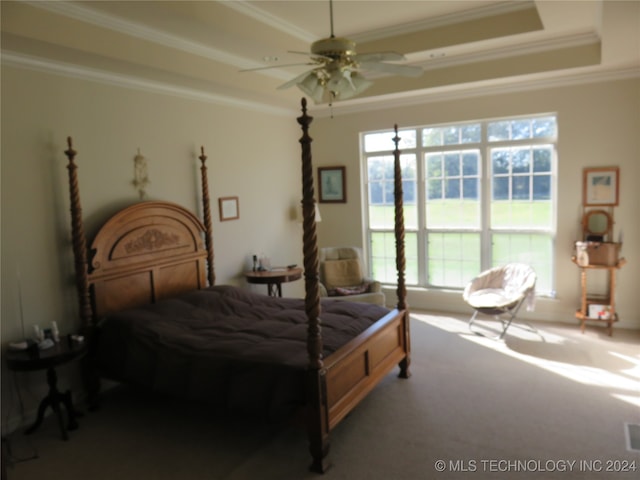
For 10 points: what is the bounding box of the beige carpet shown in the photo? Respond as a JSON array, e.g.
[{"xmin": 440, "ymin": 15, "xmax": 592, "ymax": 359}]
[{"xmin": 5, "ymin": 313, "xmax": 639, "ymax": 479}]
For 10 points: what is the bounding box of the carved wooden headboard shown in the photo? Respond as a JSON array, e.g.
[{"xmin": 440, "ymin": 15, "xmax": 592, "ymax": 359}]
[
  {"xmin": 65, "ymin": 138, "xmax": 215, "ymax": 329},
  {"xmin": 87, "ymin": 201, "xmax": 209, "ymax": 317}
]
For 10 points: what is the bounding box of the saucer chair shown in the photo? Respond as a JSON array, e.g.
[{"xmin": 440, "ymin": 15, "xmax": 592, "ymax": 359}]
[{"xmin": 463, "ymin": 263, "xmax": 537, "ymax": 339}]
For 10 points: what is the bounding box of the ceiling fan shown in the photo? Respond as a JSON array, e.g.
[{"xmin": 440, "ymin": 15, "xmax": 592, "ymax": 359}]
[{"xmin": 248, "ymin": 0, "xmax": 423, "ymax": 104}]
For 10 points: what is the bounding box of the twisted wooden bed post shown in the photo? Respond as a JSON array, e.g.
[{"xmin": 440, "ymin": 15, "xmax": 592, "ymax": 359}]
[
  {"xmin": 297, "ymin": 98, "xmax": 330, "ymax": 473},
  {"xmin": 393, "ymin": 126, "xmax": 411, "ymax": 379},
  {"xmin": 198, "ymin": 146, "xmax": 215, "ymax": 286},
  {"xmin": 65, "ymin": 137, "xmax": 93, "ymax": 332},
  {"xmin": 65, "ymin": 137, "xmax": 102, "ymax": 409}
]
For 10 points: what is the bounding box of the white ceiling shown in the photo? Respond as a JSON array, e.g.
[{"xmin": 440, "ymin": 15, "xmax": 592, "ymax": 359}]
[{"xmin": 2, "ymin": 1, "xmax": 639, "ymax": 116}]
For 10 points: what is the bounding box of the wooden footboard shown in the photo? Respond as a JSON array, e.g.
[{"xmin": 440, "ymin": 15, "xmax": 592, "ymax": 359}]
[
  {"xmin": 323, "ymin": 308, "xmax": 410, "ymax": 430},
  {"xmin": 306, "ymin": 308, "xmax": 411, "ymax": 473}
]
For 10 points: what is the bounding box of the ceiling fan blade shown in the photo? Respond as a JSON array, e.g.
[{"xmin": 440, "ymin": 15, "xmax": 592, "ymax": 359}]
[
  {"xmin": 277, "ymin": 69, "xmax": 317, "ymax": 90},
  {"xmin": 240, "ymin": 63, "xmax": 314, "ymax": 72},
  {"xmin": 354, "ymin": 52, "xmax": 406, "ymax": 63},
  {"xmin": 358, "ymin": 61, "xmax": 423, "ymax": 77}
]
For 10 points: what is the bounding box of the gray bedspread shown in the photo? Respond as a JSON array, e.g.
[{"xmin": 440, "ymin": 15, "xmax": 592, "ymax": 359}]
[{"xmin": 95, "ymin": 285, "xmax": 390, "ymax": 419}]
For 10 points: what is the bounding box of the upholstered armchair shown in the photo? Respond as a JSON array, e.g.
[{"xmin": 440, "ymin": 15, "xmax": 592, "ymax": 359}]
[{"xmin": 318, "ymin": 247, "xmax": 386, "ymax": 306}]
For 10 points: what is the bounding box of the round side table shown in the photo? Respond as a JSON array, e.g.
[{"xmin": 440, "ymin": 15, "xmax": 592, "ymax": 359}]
[
  {"xmin": 6, "ymin": 339, "xmax": 87, "ymax": 440},
  {"xmin": 244, "ymin": 267, "xmax": 303, "ymax": 297}
]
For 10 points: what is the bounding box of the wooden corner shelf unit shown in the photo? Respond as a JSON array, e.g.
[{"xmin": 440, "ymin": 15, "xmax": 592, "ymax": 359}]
[{"xmin": 572, "ymin": 257, "xmax": 626, "ymax": 336}]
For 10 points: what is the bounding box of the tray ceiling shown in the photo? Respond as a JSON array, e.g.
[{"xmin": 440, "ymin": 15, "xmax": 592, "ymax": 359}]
[{"xmin": 2, "ymin": 1, "xmax": 638, "ymax": 115}]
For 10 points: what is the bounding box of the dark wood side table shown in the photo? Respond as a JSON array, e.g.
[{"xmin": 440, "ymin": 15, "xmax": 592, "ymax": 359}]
[
  {"xmin": 6, "ymin": 339, "xmax": 87, "ymax": 441},
  {"xmin": 244, "ymin": 267, "xmax": 303, "ymax": 297}
]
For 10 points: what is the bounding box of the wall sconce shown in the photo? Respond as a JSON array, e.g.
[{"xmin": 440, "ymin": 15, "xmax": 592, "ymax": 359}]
[{"xmin": 295, "ymin": 202, "xmax": 321, "ymax": 223}]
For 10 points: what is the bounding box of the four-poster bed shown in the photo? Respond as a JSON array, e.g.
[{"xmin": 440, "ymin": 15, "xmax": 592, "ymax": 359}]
[{"xmin": 65, "ymin": 98, "xmax": 410, "ymax": 473}]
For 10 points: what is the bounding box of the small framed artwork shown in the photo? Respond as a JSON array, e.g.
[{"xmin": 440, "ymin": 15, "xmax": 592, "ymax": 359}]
[
  {"xmin": 318, "ymin": 166, "xmax": 346, "ymax": 203},
  {"xmin": 583, "ymin": 167, "xmax": 619, "ymax": 206},
  {"xmin": 218, "ymin": 196, "xmax": 239, "ymax": 221}
]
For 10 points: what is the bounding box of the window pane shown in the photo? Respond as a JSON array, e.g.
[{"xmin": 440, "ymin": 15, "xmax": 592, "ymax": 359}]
[
  {"xmin": 371, "ymin": 231, "xmax": 418, "ymax": 284},
  {"xmin": 533, "ymin": 175, "xmax": 551, "ymax": 200},
  {"xmin": 493, "ymin": 177, "xmax": 509, "ymax": 200},
  {"xmin": 367, "ymin": 155, "xmax": 417, "ymax": 229},
  {"xmin": 463, "ymin": 177, "xmax": 478, "ymax": 200},
  {"xmin": 384, "ymin": 180, "xmax": 395, "ymax": 204},
  {"xmin": 443, "ymin": 126, "xmax": 459, "ymax": 145},
  {"xmin": 492, "ymin": 233, "xmax": 553, "ymax": 294},
  {"xmin": 364, "ymin": 130, "xmax": 416, "ymax": 152},
  {"xmin": 492, "ymin": 200, "xmax": 552, "ymax": 229},
  {"xmin": 428, "ymin": 178, "xmax": 442, "ymax": 200},
  {"xmin": 461, "ymin": 124, "xmax": 481, "ymax": 143},
  {"xmin": 368, "ymin": 156, "xmax": 385, "ymax": 181},
  {"xmin": 427, "ymin": 200, "xmax": 481, "ymax": 229},
  {"xmin": 428, "ymin": 233, "xmax": 480, "ymax": 288},
  {"xmin": 492, "ymin": 149, "xmax": 509, "ymax": 174},
  {"xmin": 401, "ymin": 156, "xmax": 417, "ymax": 180},
  {"xmin": 424, "ymin": 123, "xmax": 481, "ymax": 146},
  {"xmin": 532, "ymin": 117, "xmax": 557, "ymax": 138},
  {"xmin": 369, "ymin": 205, "xmax": 392, "ymax": 229},
  {"xmin": 403, "ymin": 180, "xmax": 416, "ymax": 204},
  {"xmin": 488, "ymin": 116, "xmax": 558, "ymax": 142},
  {"xmin": 512, "ymin": 148, "xmax": 531, "ymax": 173},
  {"xmin": 511, "ymin": 119, "xmax": 531, "ymax": 140},
  {"xmin": 444, "ymin": 154, "xmax": 460, "ymax": 176},
  {"xmin": 369, "ymin": 181, "xmax": 383, "ymax": 204},
  {"xmin": 445, "ymin": 178, "xmax": 460, "ymax": 199},
  {"xmin": 533, "ymin": 146, "xmax": 552, "ymax": 172},
  {"xmin": 488, "ymin": 121, "xmax": 509, "ymax": 141},
  {"xmin": 462, "ymin": 152, "xmax": 478, "ymax": 175},
  {"xmin": 512, "ymin": 176, "xmax": 530, "ymax": 200},
  {"xmin": 423, "ymin": 128, "xmax": 443, "ymax": 146},
  {"xmin": 426, "ymin": 150, "xmax": 480, "ymax": 228},
  {"xmin": 426, "ymin": 153, "xmax": 443, "ymax": 176}
]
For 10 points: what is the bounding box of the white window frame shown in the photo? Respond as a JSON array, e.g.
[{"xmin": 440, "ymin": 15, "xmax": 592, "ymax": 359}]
[{"xmin": 361, "ymin": 114, "xmax": 557, "ymax": 296}]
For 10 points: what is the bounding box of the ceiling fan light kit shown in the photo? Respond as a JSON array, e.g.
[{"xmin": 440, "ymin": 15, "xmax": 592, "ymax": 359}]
[
  {"xmin": 268, "ymin": 0, "xmax": 422, "ymax": 105},
  {"xmin": 296, "ymin": 67, "xmax": 373, "ymax": 104}
]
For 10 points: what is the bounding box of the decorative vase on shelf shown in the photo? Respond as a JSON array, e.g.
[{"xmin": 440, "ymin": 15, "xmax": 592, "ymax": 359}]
[{"xmin": 576, "ymin": 242, "xmax": 589, "ymax": 267}]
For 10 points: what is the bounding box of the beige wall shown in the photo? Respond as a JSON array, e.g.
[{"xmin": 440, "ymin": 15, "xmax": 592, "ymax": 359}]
[
  {"xmin": 311, "ymin": 78, "xmax": 640, "ymax": 329},
  {"xmin": 0, "ymin": 66, "xmax": 306, "ymax": 430}
]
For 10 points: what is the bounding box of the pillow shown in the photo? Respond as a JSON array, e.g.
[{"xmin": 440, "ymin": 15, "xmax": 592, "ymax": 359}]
[
  {"xmin": 321, "ymin": 259, "xmax": 363, "ymax": 290},
  {"xmin": 334, "ymin": 283, "xmax": 371, "ymax": 296}
]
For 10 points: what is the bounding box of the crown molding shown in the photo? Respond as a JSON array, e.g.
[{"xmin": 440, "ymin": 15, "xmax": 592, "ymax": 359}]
[
  {"xmin": 1, "ymin": 51, "xmax": 295, "ymax": 117},
  {"xmin": 352, "ymin": 1, "xmax": 536, "ymax": 43},
  {"xmin": 4, "ymin": 50, "xmax": 637, "ymax": 120},
  {"xmin": 22, "ymin": 0, "xmax": 287, "ymax": 75},
  {"xmin": 221, "ymin": 0, "xmax": 316, "ymax": 43},
  {"xmin": 223, "ymin": 0, "xmax": 535, "ymax": 44},
  {"xmin": 410, "ymin": 29, "xmax": 600, "ymax": 71},
  {"xmin": 313, "ymin": 63, "xmax": 640, "ymax": 118}
]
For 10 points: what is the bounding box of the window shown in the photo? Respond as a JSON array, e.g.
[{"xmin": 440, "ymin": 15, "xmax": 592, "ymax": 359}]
[{"xmin": 362, "ymin": 115, "xmax": 557, "ymax": 296}]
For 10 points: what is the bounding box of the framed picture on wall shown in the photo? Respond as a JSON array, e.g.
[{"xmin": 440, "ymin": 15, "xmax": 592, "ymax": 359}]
[
  {"xmin": 583, "ymin": 167, "xmax": 619, "ymax": 206},
  {"xmin": 318, "ymin": 166, "xmax": 346, "ymax": 203},
  {"xmin": 218, "ymin": 196, "xmax": 239, "ymax": 221}
]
